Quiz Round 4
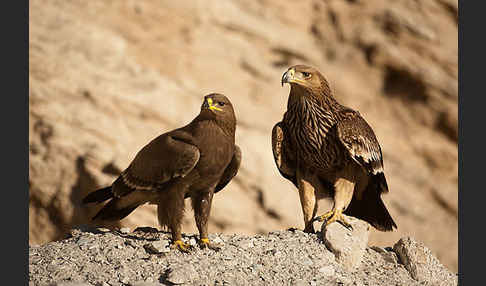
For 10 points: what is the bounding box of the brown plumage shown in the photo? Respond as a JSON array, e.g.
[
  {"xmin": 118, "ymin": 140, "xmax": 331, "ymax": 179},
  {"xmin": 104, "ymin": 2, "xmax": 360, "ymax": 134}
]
[
  {"xmin": 273, "ymin": 65, "xmax": 397, "ymax": 232},
  {"xmin": 83, "ymin": 93, "xmax": 241, "ymax": 251}
]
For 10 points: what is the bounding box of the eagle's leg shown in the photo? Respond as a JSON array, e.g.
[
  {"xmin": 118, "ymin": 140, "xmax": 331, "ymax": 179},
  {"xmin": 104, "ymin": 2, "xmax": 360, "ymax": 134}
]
[
  {"xmin": 315, "ymin": 177, "xmax": 355, "ymax": 230},
  {"xmin": 297, "ymin": 171, "xmax": 319, "ymax": 233},
  {"xmin": 192, "ymin": 190, "xmax": 221, "ymax": 250},
  {"xmin": 160, "ymin": 190, "xmax": 191, "ymax": 253}
]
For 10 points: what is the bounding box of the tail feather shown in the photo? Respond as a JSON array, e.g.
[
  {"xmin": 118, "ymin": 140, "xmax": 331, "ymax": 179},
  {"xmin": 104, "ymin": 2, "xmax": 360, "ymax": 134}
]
[
  {"xmin": 92, "ymin": 198, "xmax": 139, "ymax": 221},
  {"xmin": 345, "ymin": 173, "xmax": 397, "ymax": 231},
  {"xmin": 90, "ymin": 189, "xmax": 153, "ymax": 221},
  {"xmin": 82, "ymin": 186, "xmax": 113, "ymax": 204}
]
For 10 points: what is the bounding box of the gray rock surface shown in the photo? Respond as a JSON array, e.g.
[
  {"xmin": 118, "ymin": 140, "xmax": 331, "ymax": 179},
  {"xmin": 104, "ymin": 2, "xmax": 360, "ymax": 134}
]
[
  {"xmin": 321, "ymin": 215, "xmax": 370, "ymax": 271},
  {"xmin": 393, "ymin": 236, "xmax": 458, "ymax": 285},
  {"xmin": 29, "ymin": 227, "xmax": 457, "ymax": 286}
]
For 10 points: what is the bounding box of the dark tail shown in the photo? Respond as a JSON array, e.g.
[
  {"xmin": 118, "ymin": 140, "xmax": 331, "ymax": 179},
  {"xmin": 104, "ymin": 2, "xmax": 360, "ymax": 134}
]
[
  {"xmin": 344, "ymin": 173, "xmax": 397, "ymax": 231},
  {"xmin": 88, "ymin": 186, "xmax": 151, "ymax": 221},
  {"xmin": 82, "ymin": 186, "xmax": 113, "ymax": 204},
  {"xmin": 92, "ymin": 198, "xmax": 140, "ymax": 221}
]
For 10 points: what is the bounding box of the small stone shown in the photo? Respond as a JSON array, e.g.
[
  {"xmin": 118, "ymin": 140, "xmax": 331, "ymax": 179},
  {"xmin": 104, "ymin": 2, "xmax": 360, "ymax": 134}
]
[
  {"xmin": 50, "ymin": 283, "xmax": 93, "ymax": 286},
  {"xmin": 120, "ymin": 227, "xmax": 130, "ymax": 234},
  {"xmin": 76, "ymin": 237, "xmax": 92, "ymax": 250},
  {"xmin": 318, "ymin": 265, "xmax": 335, "ymax": 276},
  {"xmin": 30, "ymin": 256, "xmax": 42, "ymax": 264},
  {"xmin": 130, "ymin": 282, "xmax": 163, "ymax": 286},
  {"xmin": 188, "ymin": 237, "xmax": 197, "ymax": 246},
  {"xmin": 370, "ymin": 246, "xmax": 398, "ymax": 264},
  {"xmin": 120, "ymin": 276, "xmax": 130, "ymax": 284},
  {"xmin": 125, "ymin": 240, "xmax": 138, "ymax": 248},
  {"xmin": 165, "ymin": 265, "xmax": 197, "ymax": 285},
  {"xmin": 213, "ymin": 236, "xmax": 224, "ymax": 244},
  {"xmin": 292, "ymin": 280, "xmax": 308, "ymax": 286},
  {"xmin": 144, "ymin": 240, "xmax": 170, "ymax": 254},
  {"xmin": 302, "ymin": 257, "xmax": 313, "ymax": 266},
  {"xmin": 393, "ymin": 237, "xmax": 457, "ymax": 284},
  {"xmin": 321, "ymin": 215, "xmax": 370, "ymax": 271}
]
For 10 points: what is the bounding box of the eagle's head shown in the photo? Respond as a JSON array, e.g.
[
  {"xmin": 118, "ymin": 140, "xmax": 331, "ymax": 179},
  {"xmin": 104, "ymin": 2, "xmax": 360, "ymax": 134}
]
[
  {"xmin": 200, "ymin": 93, "xmax": 236, "ymax": 135},
  {"xmin": 281, "ymin": 65, "xmax": 332, "ymax": 99}
]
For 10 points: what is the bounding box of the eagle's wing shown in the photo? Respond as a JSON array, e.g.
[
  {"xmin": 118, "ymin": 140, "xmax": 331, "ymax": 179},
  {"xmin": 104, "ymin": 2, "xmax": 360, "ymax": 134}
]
[
  {"xmin": 336, "ymin": 112, "xmax": 388, "ymax": 192},
  {"xmin": 116, "ymin": 129, "xmax": 200, "ymax": 197},
  {"xmin": 272, "ymin": 121, "xmax": 297, "ymax": 188},
  {"xmin": 214, "ymin": 145, "xmax": 242, "ymax": 194}
]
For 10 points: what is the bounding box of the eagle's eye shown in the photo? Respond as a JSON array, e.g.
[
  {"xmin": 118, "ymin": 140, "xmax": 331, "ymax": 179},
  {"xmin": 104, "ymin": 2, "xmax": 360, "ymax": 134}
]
[
  {"xmin": 218, "ymin": 102, "xmax": 226, "ymax": 106},
  {"xmin": 302, "ymin": 71, "xmax": 311, "ymax": 78}
]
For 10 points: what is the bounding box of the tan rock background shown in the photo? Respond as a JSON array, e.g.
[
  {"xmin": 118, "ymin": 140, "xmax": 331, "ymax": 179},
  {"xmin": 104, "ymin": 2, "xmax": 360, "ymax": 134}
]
[{"xmin": 29, "ymin": 0, "xmax": 458, "ymax": 272}]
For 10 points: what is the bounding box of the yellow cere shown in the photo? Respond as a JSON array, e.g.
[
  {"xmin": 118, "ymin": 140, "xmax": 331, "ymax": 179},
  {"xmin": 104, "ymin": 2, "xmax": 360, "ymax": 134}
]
[{"xmin": 207, "ymin": 98, "xmax": 223, "ymax": 112}]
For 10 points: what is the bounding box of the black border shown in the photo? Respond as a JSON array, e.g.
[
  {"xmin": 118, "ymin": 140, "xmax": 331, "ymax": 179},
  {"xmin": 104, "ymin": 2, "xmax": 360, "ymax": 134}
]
[
  {"xmin": 459, "ymin": 0, "xmax": 481, "ymax": 284},
  {"xmin": 8, "ymin": 0, "xmax": 29, "ymax": 284}
]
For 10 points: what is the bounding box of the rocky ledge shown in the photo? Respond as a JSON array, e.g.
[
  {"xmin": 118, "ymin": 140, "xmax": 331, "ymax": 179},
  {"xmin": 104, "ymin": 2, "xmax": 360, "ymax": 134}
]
[{"xmin": 29, "ymin": 217, "xmax": 457, "ymax": 286}]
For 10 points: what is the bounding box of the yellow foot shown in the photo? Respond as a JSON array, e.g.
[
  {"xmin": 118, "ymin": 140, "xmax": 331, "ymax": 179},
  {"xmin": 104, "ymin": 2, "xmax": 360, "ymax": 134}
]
[
  {"xmin": 199, "ymin": 238, "xmax": 223, "ymax": 251},
  {"xmin": 314, "ymin": 209, "xmax": 353, "ymax": 230},
  {"xmin": 171, "ymin": 240, "xmax": 192, "ymax": 253}
]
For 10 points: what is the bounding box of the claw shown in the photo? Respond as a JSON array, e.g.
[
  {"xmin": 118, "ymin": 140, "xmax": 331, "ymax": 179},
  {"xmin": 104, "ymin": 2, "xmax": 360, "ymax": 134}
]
[
  {"xmin": 171, "ymin": 240, "xmax": 192, "ymax": 253},
  {"xmin": 199, "ymin": 238, "xmax": 223, "ymax": 251},
  {"xmin": 314, "ymin": 209, "xmax": 353, "ymax": 230}
]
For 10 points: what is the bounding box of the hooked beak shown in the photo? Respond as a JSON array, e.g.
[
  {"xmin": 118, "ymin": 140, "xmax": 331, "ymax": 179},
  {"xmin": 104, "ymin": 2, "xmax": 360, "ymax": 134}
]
[{"xmin": 281, "ymin": 68, "xmax": 296, "ymax": 86}]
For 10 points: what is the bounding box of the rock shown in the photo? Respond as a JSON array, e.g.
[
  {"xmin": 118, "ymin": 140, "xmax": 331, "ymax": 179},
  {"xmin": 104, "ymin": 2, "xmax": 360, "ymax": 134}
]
[
  {"xmin": 49, "ymin": 283, "xmax": 93, "ymax": 286},
  {"xmin": 320, "ymin": 215, "xmax": 370, "ymax": 271},
  {"xmin": 393, "ymin": 237, "xmax": 458, "ymax": 285},
  {"xmin": 212, "ymin": 236, "xmax": 224, "ymax": 245},
  {"xmin": 370, "ymin": 246, "xmax": 398, "ymax": 264},
  {"xmin": 29, "ymin": 229, "xmax": 459, "ymax": 286},
  {"xmin": 165, "ymin": 265, "xmax": 197, "ymax": 285},
  {"xmin": 144, "ymin": 240, "xmax": 171, "ymax": 254},
  {"xmin": 318, "ymin": 265, "xmax": 335, "ymax": 276},
  {"xmin": 130, "ymin": 282, "xmax": 164, "ymax": 286},
  {"xmin": 188, "ymin": 237, "xmax": 197, "ymax": 247},
  {"xmin": 120, "ymin": 227, "xmax": 131, "ymax": 234}
]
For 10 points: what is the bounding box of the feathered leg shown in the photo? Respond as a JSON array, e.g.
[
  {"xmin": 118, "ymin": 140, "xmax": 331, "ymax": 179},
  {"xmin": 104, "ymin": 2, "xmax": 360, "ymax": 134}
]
[
  {"xmin": 192, "ymin": 189, "xmax": 221, "ymax": 250},
  {"xmin": 296, "ymin": 170, "xmax": 319, "ymax": 233},
  {"xmin": 315, "ymin": 176, "xmax": 355, "ymax": 229},
  {"xmin": 157, "ymin": 187, "xmax": 191, "ymax": 252}
]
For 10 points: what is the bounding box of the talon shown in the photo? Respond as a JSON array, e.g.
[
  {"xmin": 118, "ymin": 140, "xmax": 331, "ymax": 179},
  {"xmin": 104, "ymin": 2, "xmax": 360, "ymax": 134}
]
[
  {"xmin": 171, "ymin": 240, "xmax": 192, "ymax": 253},
  {"xmin": 199, "ymin": 238, "xmax": 223, "ymax": 251},
  {"xmin": 314, "ymin": 209, "xmax": 334, "ymax": 223},
  {"xmin": 316, "ymin": 209, "xmax": 353, "ymax": 230},
  {"xmin": 339, "ymin": 219, "xmax": 354, "ymax": 231}
]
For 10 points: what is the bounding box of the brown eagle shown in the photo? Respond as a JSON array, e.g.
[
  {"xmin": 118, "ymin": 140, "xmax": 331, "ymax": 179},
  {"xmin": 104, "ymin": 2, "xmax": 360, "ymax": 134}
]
[
  {"xmin": 273, "ymin": 65, "xmax": 397, "ymax": 233},
  {"xmin": 83, "ymin": 93, "xmax": 241, "ymax": 251}
]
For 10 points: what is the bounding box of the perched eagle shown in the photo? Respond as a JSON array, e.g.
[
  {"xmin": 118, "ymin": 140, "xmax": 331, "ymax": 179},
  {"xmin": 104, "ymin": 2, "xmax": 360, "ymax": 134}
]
[
  {"xmin": 273, "ymin": 65, "xmax": 397, "ymax": 233},
  {"xmin": 83, "ymin": 93, "xmax": 241, "ymax": 251}
]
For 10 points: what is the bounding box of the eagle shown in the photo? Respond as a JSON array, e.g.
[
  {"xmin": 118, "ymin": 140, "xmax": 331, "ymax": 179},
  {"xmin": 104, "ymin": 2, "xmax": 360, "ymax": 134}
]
[
  {"xmin": 273, "ymin": 65, "xmax": 397, "ymax": 233},
  {"xmin": 83, "ymin": 93, "xmax": 241, "ymax": 251}
]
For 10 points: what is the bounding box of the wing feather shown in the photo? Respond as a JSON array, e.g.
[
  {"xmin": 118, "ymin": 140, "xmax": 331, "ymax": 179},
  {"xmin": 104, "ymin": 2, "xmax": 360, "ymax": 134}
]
[
  {"xmin": 114, "ymin": 130, "xmax": 200, "ymax": 198},
  {"xmin": 272, "ymin": 122, "xmax": 297, "ymax": 188},
  {"xmin": 337, "ymin": 112, "xmax": 384, "ymax": 176}
]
